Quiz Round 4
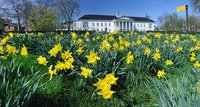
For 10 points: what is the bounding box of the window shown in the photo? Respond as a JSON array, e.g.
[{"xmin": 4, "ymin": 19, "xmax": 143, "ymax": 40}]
[
  {"xmin": 143, "ymin": 24, "xmax": 145, "ymax": 27},
  {"xmin": 109, "ymin": 23, "xmax": 111, "ymax": 26},
  {"xmin": 83, "ymin": 22, "xmax": 88, "ymax": 28},
  {"xmin": 93, "ymin": 23, "xmax": 95, "ymax": 26},
  {"xmin": 101, "ymin": 23, "xmax": 103, "ymax": 26},
  {"xmin": 105, "ymin": 23, "xmax": 107, "ymax": 26},
  {"xmin": 127, "ymin": 22, "xmax": 129, "ymax": 31},
  {"xmin": 140, "ymin": 24, "xmax": 142, "ymax": 27},
  {"xmin": 97, "ymin": 23, "xmax": 99, "ymax": 26},
  {"xmin": 130, "ymin": 22, "xmax": 132, "ymax": 30},
  {"xmin": 149, "ymin": 23, "xmax": 153, "ymax": 28},
  {"xmin": 97, "ymin": 29, "xmax": 99, "ymax": 31},
  {"xmin": 137, "ymin": 24, "xmax": 139, "ymax": 27}
]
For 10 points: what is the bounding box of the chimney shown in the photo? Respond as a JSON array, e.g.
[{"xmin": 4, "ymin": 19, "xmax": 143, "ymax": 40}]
[{"xmin": 116, "ymin": 11, "xmax": 120, "ymax": 17}]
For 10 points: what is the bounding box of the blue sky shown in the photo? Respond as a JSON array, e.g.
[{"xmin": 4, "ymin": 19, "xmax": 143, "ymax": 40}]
[
  {"xmin": 0, "ymin": 0, "xmax": 194, "ymax": 23},
  {"xmin": 77, "ymin": 0, "xmax": 194, "ymax": 22}
]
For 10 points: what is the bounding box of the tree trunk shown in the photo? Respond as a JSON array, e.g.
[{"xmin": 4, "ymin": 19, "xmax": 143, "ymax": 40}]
[
  {"xmin": 17, "ymin": 12, "xmax": 21, "ymax": 32},
  {"xmin": 67, "ymin": 22, "xmax": 71, "ymax": 31}
]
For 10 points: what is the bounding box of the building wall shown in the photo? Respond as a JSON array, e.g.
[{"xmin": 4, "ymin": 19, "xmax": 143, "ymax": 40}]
[
  {"xmin": 134, "ymin": 22, "xmax": 155, "ymax": 31},
  {"xmin": 73, "ymin": 20, "xmax": 115, "ymax": 32},
  {"xmin": 72, "ymin": 20, "xmax": 155, "ymax": 32},
  {"xmin": 5, "ymin": 25, "xmax": 16, "ymax": 32}
]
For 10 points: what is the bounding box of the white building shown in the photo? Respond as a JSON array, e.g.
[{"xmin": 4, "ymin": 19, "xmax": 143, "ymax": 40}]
[{"xmin": 72, "ymin": 14, "xmax": 155, "ymax": 32}]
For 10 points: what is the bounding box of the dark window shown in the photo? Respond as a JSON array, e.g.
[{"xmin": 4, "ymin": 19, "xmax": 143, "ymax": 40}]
[
  {"xmin": 83, "ymin": 22, "xmax": 88, "ymax": 28},
  {"xmin": 116, "ymin": 22, "xmax": 118, "ymax": 27},
  {"xmin": 149, "ymin": 23, "xmax": 153, "ymax": 28}
]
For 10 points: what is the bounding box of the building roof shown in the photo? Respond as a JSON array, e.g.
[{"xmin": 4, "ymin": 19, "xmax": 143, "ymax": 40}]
[{"xmin": 79, "ymin": 14, "xmax": 154, "ymax": 22}]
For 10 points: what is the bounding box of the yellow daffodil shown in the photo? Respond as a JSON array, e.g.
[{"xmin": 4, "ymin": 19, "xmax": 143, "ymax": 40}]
[
  {"xmin": 154, "ymin": 33, "xmax": 162, "ymax": 39},
  {"xmin": 71, "ymin": 32, "xmax": 77, "ymax": 39},
  {"xmin": 96, "ymin": 36, "xmax": 100, "ymax": 40},
  {"xmin": 126, "ymin": 51, "xmax": 134, "ymax": 64},
  {"xmin": 190, "ymin": 52, "xmax": 196, "ymax": 62},
  {"xmin": 104, "ymin": 72, "xmax": 118, "ymax": 85},
  {"xmin": 113, "ymin": 42, "xmax": 119, "ymax": 51},
  {"xmin": 165, "ymin": 59, "xmax": 173, "ymax": 65},
  {"xmin": 101, "ymin": 40, "xmax": 111, "ymax": 51},
  {"xmin": 124, "ymin": 41, "xmax": 130, "ymax": 48},
  {"xmin": 94, "ymin": 72, "xmax": 118, "ymax": 100},
  {"xmin": 1, "ymin": 36, "xmax": 10, "ymax": 45},
  {"xmin": 61, "ymin": 50, "xmax": 72, "ymax": 60},
  {"xmin": 77, "ymin": 39, "xmax": 83, "ymax": 46},
  {"xmin": 193, "ymin": 61, "xmax": 200, "ymax": 68},
  {"xmin": 157, "ymin": 69, "xmax": 166, "ymax": 78},
  {"xmin": 0, "ymin": 46, "xmax": 4, "ymax": 54},
  {"xmin": 37, "ymin": 56, "xmax": 48, "ymax": 66},
  {"xmin": 84, "ymin": 31, "xmax": 90, "ymax": 38},
  {"xmin": 97, "ymin": 89, "xmax": 115, "ymax": 100},
  {"xmin": 21, "ymin": 45, "xmax": 28, "ymax": 57},
  {"xmin": 9, "ymin": 32, "xmax": 13, "ymax": 37},
  {"xmin": 64, "ymin": 59, "xmax": 74, "ymax": 70},
  {"xmin": 49, "ymin": 65, "xmax": 57, "ymax": 80},
  {"xmin": 6, "ymin": 44, "xmax": 18, "ymax": 55},
  {"xmin": 80, "ymin": 67, "xmax": 93, "ymax": 78},
  {"xmin": 48, "ymin": 43, "xmax": 62, "ymax": 57},
  {"xmin": 0, "ymin": 55, "xmax": 7, "ymax": 60},
  {"xmin": 119, "ymin": 45, "xmax": 124, "ymax": 51},
  {"xmin": 94, "ymin": 78, "xmax": 111, "ymax": 90},
  {"xmin": 76, "ymin": 47, "xmax": 84, "ymax": 55},
  {"xmin": 155, "ymin": 48, "xmax": 160, "ymax": 53},
  {"xmin": 136, "ymin": 39, "xmax": 141, "ymax": 45},
  {"xmin": 109, "ymin": 36, "xmax": 114, "ymax": 42},
  {"xmin": 61, "ymin": 32, "xmax": 64, "ymax": 35},
  {"xmin": 190, "ymin": 56, "xmax": 196, "ymax": 62},
  {"xmin": 86, "ymin": 51, "xmax": 100, "ymax": 64},
  {"xmin": 55, "ymin": 61, "xmax": 66, "ymax": 71},
  {"xmin": 175, "ymin": 46, "xmax": 183, "ymax": 53},
  {"xmin": 144, "ymin": 47, "xmax": 151, "ymax": 56},
  {"xmin": 153, "ymin": 52, "xmax": 161, "ymax": 60}
]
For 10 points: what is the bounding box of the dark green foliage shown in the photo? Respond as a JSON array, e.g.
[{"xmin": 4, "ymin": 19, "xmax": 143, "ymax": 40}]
[{"xmin": 0, "ymin": 61, "xmax": 43, "ymax": 107}]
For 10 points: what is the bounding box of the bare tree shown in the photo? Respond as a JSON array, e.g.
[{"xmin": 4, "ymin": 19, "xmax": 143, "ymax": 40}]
[
  {"xmin": 188, "ymin": 15, "xmax": 200, "ymax": 32},
  {"xmin": 36, "ymin": 0, "xmax": 56, "ymax": 7},
  {"xmin": 4, "ymin": 0, "xmax": 23, "ymax": 32},
  {"xmin": 190, "ymin": 0, "xmax": 200, "ymax": 12},
  {"xmin": 56, "ymin": 0, "xmax": 80, "ymax": 31},
  {"xmin": 157, "ymin": 13, "xmax": 185, "ymax": 31},
  {"xmin": 20, "ymin": 0, "xmax": 33, "ymax": 31}
]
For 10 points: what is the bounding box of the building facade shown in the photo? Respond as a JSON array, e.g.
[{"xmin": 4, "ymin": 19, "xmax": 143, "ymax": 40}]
[{"xmin": 72, "ymin": 14, "xmax": 155, "ymax": 32}]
